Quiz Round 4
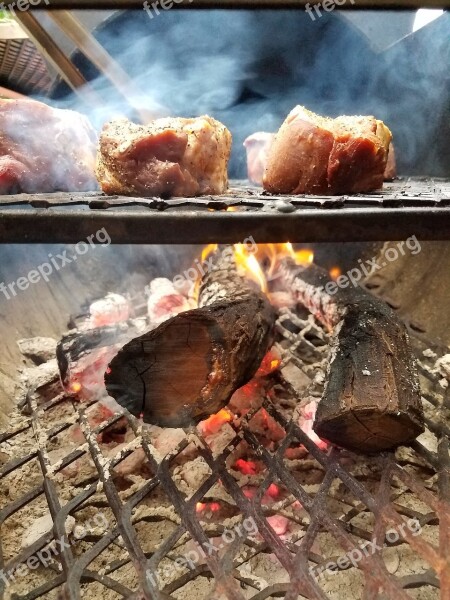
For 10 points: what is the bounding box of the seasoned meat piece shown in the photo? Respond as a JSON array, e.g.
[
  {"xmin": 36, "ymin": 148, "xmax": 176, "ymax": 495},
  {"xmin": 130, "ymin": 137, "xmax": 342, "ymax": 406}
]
[
  {"xmin": 96, "ymin": 115, "xmax": 232, "ymax": 197},
  {"xmin": 263, "ymin": 106, "xmax": 392, "ymax": 195},
  {"xmin": 243, "ymin": 132, "xmax": 274, "ymax": 185},
  {"xmin": 0, "ymin": 99, "xmax": 97, "ymax": 194}
]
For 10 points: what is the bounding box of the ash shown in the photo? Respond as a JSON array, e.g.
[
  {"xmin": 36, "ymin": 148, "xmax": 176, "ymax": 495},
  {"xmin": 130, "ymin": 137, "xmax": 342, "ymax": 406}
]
[{"xmin": 0, "ymin": 288, "xmax": 446, "ymax": 600}]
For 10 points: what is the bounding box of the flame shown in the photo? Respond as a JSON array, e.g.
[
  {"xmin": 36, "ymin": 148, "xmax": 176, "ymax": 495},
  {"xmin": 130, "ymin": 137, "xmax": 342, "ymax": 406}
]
[
  {"xmin": 284, "ymin": 242, "xmax": 314, "ymax": 266},
  {"xmin": 234, "ymin": 244, "xmax": 267, "ymax": 293},
  {"xmin": 201, "ymin": 243, "xmax": 218, "ymax": 263},
  {"xmin": 329, "ymin": 266, "xmax": 341, "ymax": 281},
  {"xmin": 226, "ymin": 206, "xmax": 237, "ymax": 212}
]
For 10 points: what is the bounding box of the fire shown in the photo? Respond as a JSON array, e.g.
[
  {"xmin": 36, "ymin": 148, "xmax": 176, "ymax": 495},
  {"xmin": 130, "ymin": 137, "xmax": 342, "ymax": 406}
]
[
  {"xmin": 284, "ymin": 242, "xmax": 314, "ymax": 266},
  {"xmin": 70, "ymin": 381, "xmax": 82, "ymax": 394},
  {"xmin": 234, "ymin": 243, "xmax": 267, "ymax": 293},
  {"xmin": 329, "ymin": 266, "xmax": 341, "ymax": 280},
  {"xmin": 199, "ymin": 408, "xmax": 232, "ymax": 435},
  {"xmin": 201, "ymin": 243, "xmax": 218, "ymax": 263}
]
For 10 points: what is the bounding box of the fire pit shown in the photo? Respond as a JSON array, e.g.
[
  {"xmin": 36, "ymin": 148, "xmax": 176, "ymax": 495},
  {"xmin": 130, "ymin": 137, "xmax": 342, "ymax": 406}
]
[
  {"xmin": 0, "ymin": 3, "xmax": 449, "ymax": 599},
  {"xmin": 0, "ymin": 239, "xmax": 448, "ymax": 599}
]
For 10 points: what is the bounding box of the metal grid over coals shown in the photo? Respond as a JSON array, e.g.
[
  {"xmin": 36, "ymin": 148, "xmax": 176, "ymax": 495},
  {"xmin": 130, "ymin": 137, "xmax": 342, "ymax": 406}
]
[
  {"xmin": 1, "ymin": 178, "xmax": 450, "ymax": 243},
  {"xmin": 0, "ymin": 300, "xmax": 448, "ymax": 599}
]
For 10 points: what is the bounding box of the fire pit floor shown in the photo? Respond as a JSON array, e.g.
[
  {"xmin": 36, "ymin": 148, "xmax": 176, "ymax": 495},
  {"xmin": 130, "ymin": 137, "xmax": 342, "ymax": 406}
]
[{"xmin": 0, "ymin": 296, "xmax": 448, "ymax": 600}]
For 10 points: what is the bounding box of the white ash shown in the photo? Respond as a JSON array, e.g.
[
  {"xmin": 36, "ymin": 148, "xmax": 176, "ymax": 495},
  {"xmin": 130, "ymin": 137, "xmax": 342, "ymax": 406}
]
[
  {"xmin": 435, "ymin": 354, "xmax": 450, "ymax": 380},
  {"xmin": 17, "ymin": 337, "xmax": 57, "ymax": 364},
  {"xmin": 21, "ymin": 513, "xmax": 75, "ymax": 549},
  {"xmin": 20, "ymin": 359, "xmax": 59, "ymax": 391}
]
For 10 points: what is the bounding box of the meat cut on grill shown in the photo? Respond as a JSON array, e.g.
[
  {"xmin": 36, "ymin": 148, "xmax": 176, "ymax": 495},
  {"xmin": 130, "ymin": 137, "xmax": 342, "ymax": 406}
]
[
  {"xmin": 0, "ymin": 99, "xmax": 97, "ymax": 194},
  {"xmin": 243, "ymin": 132, "xmax": 274, "ymax": 185},
  {"xmin": 263, "ymin": 105, "xmax": 392, "ymax": 195},
  {"xmin": 96, "ymin": 115, "xmax": 232, "ymax": 198}
]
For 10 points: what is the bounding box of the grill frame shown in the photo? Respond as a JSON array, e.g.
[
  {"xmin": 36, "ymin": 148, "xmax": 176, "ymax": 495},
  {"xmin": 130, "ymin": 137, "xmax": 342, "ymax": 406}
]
[{"xmin": 1, "ymin": 179, "xmax": 450, "ymax": 244}]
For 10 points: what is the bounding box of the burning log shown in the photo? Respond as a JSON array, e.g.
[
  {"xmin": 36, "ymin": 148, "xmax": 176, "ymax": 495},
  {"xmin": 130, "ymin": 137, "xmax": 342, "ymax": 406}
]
[
  {"xmin": 281, "ymin": 258, "xmax": 424, "ymax": 452},
  {"xmin": 105, "ymin": 247, "xmax": 276, "ymax": 427}
]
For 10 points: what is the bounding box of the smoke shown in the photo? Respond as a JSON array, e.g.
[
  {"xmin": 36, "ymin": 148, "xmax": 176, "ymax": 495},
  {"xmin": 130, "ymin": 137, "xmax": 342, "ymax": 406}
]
[{"xmin": 49, "ymin": 8, "xmax": 449, "ymax": 177}]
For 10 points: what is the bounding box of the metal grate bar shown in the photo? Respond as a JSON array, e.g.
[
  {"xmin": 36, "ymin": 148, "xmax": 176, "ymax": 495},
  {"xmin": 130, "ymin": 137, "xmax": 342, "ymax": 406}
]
[{"xmin": 1, "ymin": 178, "xmax": 450, "ymax": 244}]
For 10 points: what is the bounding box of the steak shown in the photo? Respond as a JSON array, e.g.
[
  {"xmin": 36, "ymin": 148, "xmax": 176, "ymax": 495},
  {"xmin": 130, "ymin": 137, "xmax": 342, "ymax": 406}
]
[
  {"xmin": 96, "ymin": 115, "xmax": 232, "ymax": 197},
  {"xmin": 263, "ymin": 106, "xmax": 392, "ymax": 195},
  {"xmin": 0, "ymin": 99, "xmax": 97, "ymax": 194}
]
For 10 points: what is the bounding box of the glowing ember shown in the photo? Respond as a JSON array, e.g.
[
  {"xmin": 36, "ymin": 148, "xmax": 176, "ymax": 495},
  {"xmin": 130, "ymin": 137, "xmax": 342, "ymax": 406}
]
[
  {"xmin": 267, "ymin": 514, "xmax": 289, "ymax": 536},
  {"xmin": 235, "ymin": 458, "xmax": 258, "ymax": 475},
  {"xmin": 329, "ymin": 266, "xmax": 342, "ymax": 280},
  {"xmin": 199, "ymin": 408, "xmax": 232, "ymax": 435},
  {"xmin": 70, "ymin": 381, "xmax": 81, "ymax": 394},
  {"xmin": 147, "ymin": 278, "xmax": 191, "ymax": 323},
  {"xmin": 267, "ymin": 483, "xmax": 279, "ymax": 498},
  {"xmin": 233, "ymin": 243, "xmax": 268, "ymax": 293},
  {"xmin": 257, "ymin": 349, "xmax": 282, "ymax": 376},
  {"xmin": 89, "ymin": 293, "xmax": 129, "ymax": 328},
  {"xmin": 299, "ymin": 400, "xmax": 328, "ymax": 450},
  {"xmin": 196, "ymin": 501, "xmax": 220, "ymax": 514}
]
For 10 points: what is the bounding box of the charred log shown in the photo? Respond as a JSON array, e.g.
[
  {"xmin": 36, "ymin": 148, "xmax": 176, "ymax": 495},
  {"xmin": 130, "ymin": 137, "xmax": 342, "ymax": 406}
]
[
  {"xmin": 281, "ymin": 258, "xmax": 424, "ymax": 453},
  {"xmin": 105, "ymin": 247, "xmax": 276, "ymax": 427}
]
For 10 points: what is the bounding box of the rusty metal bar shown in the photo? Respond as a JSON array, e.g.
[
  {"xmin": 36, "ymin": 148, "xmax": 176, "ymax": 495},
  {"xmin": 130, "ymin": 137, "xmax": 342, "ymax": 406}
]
[
  {"xmin": 48, "ymin": 11, "xmax": 161, "ymax": 123},
  {"xmin": 4, "ymin": 0, "xmax": 450, "ymax": 8}
]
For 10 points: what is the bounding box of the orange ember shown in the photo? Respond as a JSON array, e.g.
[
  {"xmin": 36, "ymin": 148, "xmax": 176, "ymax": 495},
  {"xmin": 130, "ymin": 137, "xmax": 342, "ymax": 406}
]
[
  {"xmin": 235, "ymin": 458, "xmax": 258, "ymax": 475},
  {"xmin": 199, "ymin": 408, "xmax": 232, "ymax": 435},
  {"xmin": 257, "ymin": 349, "xmax": 282, "ymax": 376},
  {"xmin": 329, "ymin": 266, "xmax": 341, "ymax": 280},
  {"xmin": 70, "ymin": 381, "xmax": 82, "ymax": 394}
]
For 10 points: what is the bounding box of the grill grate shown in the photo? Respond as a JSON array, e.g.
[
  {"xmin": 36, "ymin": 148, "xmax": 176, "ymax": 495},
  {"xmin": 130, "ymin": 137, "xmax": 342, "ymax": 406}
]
[
  {"xmin": 0, "ymin": 299, "xmax": 448, "ymax": 599},
  {"xmin": 1, "ymin": 178, "xmax": 450, "ymax": 244}
]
